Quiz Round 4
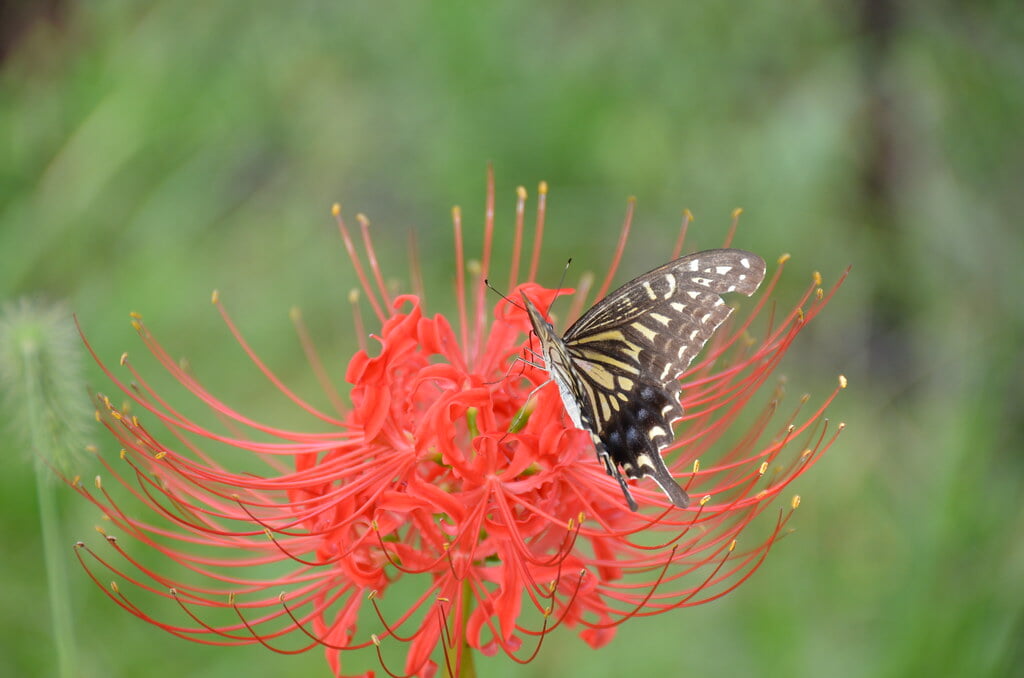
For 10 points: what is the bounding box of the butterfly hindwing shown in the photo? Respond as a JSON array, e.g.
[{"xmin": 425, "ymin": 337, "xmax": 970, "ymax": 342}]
[{"xmin": 523, "ymin": 248, "xmax": 767, "ymax": 511}]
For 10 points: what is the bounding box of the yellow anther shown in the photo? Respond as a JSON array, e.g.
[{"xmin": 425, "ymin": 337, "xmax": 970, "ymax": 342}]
[
  {"xmin": 132, "ymin": 415, "xmax": 138, "ymax": 426},
  {"xmin": 95, "ymin": 526, "xmax": 107, "ymax": 536},
  {"xmin": 816, "ymin": 288, "xmax": 824, "ymax": 300},
  {"xmin": 797, "ymin": 307, "xmax": 805, "ymax": 322},
  {"xmin": 787, "ymin": 424, "xmax": 795, "ymax": 433},
  {"xmin": 813, "ymin": 271, "xmax": 822, "ymax": 286},
  {"xmin": 370, "ymin": 520, "xmax": 378, "ymax": 531},
  {"xmin": 264, "ymin": 528, "xmax": 273, "ymax": 540},
  {"xmin": 801, "ymin": 449, "xmax": 812, "ymax": 459},
  {"xmin": 838, "ymin": 422, "xmax": 846, "ymax": 431},
  {"xmin": 131, "ymin": 320, "xmax": 141, "ymax": 332},
  {"xmin": 800, "ymin": 393, "xmax": 810, "ymax": 404},
  {"xmin": 94, "ymin": 476, "xmax": 102, "ymax": 489},
  {"xmin": 228, "ymin": 592, "xmax": 236, "ymax": 605},
  {"xmin": 85, "ymin": 445, "xmax": 97, "ymax": 453},
  {"xmin": 371, "ymin": 634, "xmax": 381, "ymax": 647},
  {"xmin": 700, "ymin": 495, "xmax": 712, "ymax": 506},
  {"xmin": 693, "ymin": 459, "xmax": 701, "ymax": 473},
  {"xmin": 129, "ymin": 311, "xmax": 142, "ymax": 320},
  {"xmin": 791, "ymin": 495, "xmax": 802, "ymax": 509},
  {"xmin": 452, "ymin": 206, "xmax": 462, "ymax": 219},
  {"xmin": 110, "ymin": 581, "xmax": 120, "ymax": 593},
  {"xmin": 566, "ymin": 518, "xmax": 574, "ymax": 531},
  {"xmin": 731, "ymin": 207, "xmax": 744, "ymax": 218},
  {"xmin": 436, "ymin": 596, "xmax": 449, "ymax": 603},
  {"xmin": 683, "ymin": 208, "xmax": 694, "ymax": 221},
  {"xmin": 758, "ymin": 461, "xmax": 768, "ymax": 475},
  {"xmin": 728, "ymin": 539, "xmax": 737, "ymax": 552},
  {"xmin": 154, "ymin": 450, "xmax": 166, "ymax": 460},
  {"xmin": 348, "ymin": 288, "xmax": 360, "ymax": 304},
  {"xmin": 467, "ymin": 259, "xmax": 482, "ymax": 275},
  {"xmin": 543, "ymin": 606, "xmax": 552, "ymax": 617},
  {"xmin": 516, "ymin": 186, "xmax": 527, "ymax": 200},
  {"xmin": 839, "ymin": 374, "xmax": 848, "ymax": 389},
  {"xmin": 578, "ymin": 511, "xmax": 585, "ymax": 524},
  {"xmin": 278, "ymin": 592, "xmax": 286, "ymax": 602},
  {"xmin": 94, "ymin": 411, "xmax": 101, "ymax": 422},
  {"xmin": 119, "ymin": 352, "xmax": 128, "ymax": 366},
  {"xmin": 356, "ymin": 213, "xmax": 369, "ymax": 227},
  {"xmin": 548, "ymin": 581, "xmax": 556, "ymax": 593},
  {"xmin": 368, "ymin": 590, "xmax": 378, "ymax": 600},
  {"xmin": 331, "ymin": 203, "xmax": 341, "ymax": 216},
  {"xmin": 538, "ymin": 180, "xmax": 548, "ymax": 195},
  {"xmin": 211, "ymin": 290, "xmax": 219, "ymax": 304},
  {"xmin": 777, "ymin": 253, "xmax": 791, "ymax": 265},
  {"xmin": 119, "ymin": 449, "xmax": 126, "ymax": 459}
]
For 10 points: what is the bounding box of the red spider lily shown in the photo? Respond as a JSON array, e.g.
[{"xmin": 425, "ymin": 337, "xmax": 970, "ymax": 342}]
[{"xmin": 72, "ymin": 172, "xmax": 847, "ymax": 678}]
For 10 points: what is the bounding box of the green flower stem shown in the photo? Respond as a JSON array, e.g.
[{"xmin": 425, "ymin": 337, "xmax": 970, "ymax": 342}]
[
  {"xmin": 459, "ymin": 578, "xmax": 476, "ymax": 678},
  {"xmin": 14, "ymin": 320, "xmax": 79, "ymax": 678},
  {"xmin": 34, "ymin": 463, "xmax": 77, "ymax": 678}
]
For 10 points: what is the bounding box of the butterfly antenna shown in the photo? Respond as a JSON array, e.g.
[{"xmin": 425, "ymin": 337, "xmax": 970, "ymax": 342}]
[
  {"xmin": 484, "ymin": 278, "xmax": 526, "ymax": 312},
  {"xmin": 544, "ymin": 258, "xmax": 573, "ymax": 315}
]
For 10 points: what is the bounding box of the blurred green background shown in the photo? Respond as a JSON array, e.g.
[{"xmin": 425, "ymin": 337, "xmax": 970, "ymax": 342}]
[{"xmin": 2, "ymin": 1, "xmax": 1022, "ymax": 677}]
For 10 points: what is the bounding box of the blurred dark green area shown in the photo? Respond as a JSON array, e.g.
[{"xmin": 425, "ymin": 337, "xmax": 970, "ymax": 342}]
[{"xmin": 1, "ymin": 1, "xmax": 1022, "ymax": 677}]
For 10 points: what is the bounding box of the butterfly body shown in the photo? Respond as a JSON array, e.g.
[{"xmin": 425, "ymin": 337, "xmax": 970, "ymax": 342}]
[{"xmin": 522, "ymin": 248, "xmax": 767, "ymax": 511}]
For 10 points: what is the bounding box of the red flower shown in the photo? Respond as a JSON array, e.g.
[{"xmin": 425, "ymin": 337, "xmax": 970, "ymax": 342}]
[{"xmin": 73, "ymin": 173, "xmax": 846, "ymax": 678}]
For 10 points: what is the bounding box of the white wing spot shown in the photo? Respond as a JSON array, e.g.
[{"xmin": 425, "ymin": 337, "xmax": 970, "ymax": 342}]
[
  {"xmin": 635, "ymin": 454, "xmax": 654, "ymax": 472},
  {"xmin": 741, "ymin": 257, "xmax": 751, "ymax": 268},
  {"xmin": 648, "ymin": 426, "xmax": 667, "ymax": 440},
  {"xmin": 700, "ymin": 312, "xmax": 712, "ymax": 324},
  {"xmin": 687, "ymin": 260, "xmax": 699, "ymax": 271},
  {"xmin": 661, "ymin": 403, "xmax": 676, "ymax": 416},
  {"xmin": 689, "ymin": 329, "xmax": 699, "ymax": 340},
  {"xmin": 687, "ymin": 290, "xmax": 700, "ymax": 299},
  {"xmin": 632, "ymin": 322, "xmax": 657, "ymax": 342},
  {"xmin": 664, "ymin": 274, "xmax": 676, "ymax": 298},
  {"xmin": 642, "ymin": 281, "xmax": 658, "ymax": 300},
  {"xmin": 651, "ymin": 313, "xmax": 671, "ymax": 326},
  {"xmin": 715, "ymin": 265, "xmax": 732, "ymax": 275},
  {"xmin": 660, "ymin": 363, "xmax": 672, "ymax": 380},
  {"xmin": 727, "ymin": 285, "xmax": 737, "ymax": 292},
  {"xmin": 671, "ymin": 302, "xmax": 687, "ymax": 313},
  {"xmin": 714, "ymin": 297, "xmax": 724, "ymax": 306},
  {"xmin": 739, "ymin": 273, "xmax": 747, "ymax": 281}
]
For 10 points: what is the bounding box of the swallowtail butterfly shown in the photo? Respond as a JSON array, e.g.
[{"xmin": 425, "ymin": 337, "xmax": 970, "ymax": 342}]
[{"xmin": 522, "ymin": 249, "xmax": 767, "ymax": 511}]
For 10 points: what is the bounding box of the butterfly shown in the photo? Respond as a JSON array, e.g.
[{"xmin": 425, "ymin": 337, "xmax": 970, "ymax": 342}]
[{"xmin": 521, "ymin": 248, "xmax": 767, "ymax": 511}]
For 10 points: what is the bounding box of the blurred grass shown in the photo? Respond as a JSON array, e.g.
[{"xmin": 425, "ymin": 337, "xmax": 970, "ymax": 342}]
[{"xmin": 1, "ymin": 1, "xmax": 1022, "ymax": 677}]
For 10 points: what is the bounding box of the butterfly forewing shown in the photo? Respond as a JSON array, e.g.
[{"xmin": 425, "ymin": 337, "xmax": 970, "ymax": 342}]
[{"xmin": 524, "ymin": 248, "xmax": 767, "ymax": 511}]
